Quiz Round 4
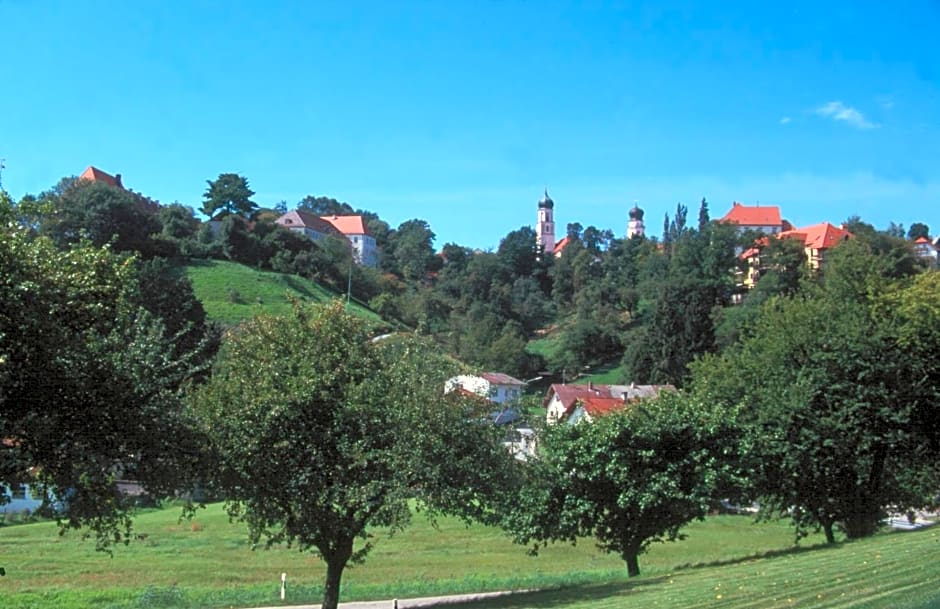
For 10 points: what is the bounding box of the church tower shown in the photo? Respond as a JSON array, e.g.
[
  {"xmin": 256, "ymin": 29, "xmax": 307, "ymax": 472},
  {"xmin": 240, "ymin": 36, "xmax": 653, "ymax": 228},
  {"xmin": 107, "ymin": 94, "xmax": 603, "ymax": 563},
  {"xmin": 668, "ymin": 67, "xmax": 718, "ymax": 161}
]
[
  {"xmin": 536, "ymin": 188, "xmax": 555, "ymax": 255},
  {"xmin": 627, "ymin": 202, "xmax": 645, "ymax": 238}
]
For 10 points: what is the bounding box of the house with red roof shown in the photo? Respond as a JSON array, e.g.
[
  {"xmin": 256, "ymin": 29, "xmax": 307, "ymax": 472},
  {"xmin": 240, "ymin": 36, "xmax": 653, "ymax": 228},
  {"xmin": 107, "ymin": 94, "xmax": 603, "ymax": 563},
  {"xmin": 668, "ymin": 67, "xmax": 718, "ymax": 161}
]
[
  {"xmin": 79, "ymin": 165, "xmax": 124, "ymax": 189},
  {"xmin": 913, "ymin": 236, "xmax": 938, "ymax": 267},
  {"xmin": 275, "ymin": 211, "xmax": 379, "ymax": 267},
  {"xmin": 321, "ymin": 215, "xmax": 378, "ymax": 267},
  {"xmin": 445, "ymin": 372, "xmax": 526, "ymax": 404},
  {"xmin": 275, "ymin": 210, "xmax": 344, "ymax": 243},
  {"xmin": 544, "ymin": 382, "xmax": 674, "ymax": 424},
  {"xmin": 777, "ymin": 222, "xmax": 853, "ymax": 271},
  {"xmin": 738, "ymin": 221, "xmax": 854, "ymax": 291},
  {"xmin": 719, "ymin": 202, "xmax": 786, "ymax": 236}
]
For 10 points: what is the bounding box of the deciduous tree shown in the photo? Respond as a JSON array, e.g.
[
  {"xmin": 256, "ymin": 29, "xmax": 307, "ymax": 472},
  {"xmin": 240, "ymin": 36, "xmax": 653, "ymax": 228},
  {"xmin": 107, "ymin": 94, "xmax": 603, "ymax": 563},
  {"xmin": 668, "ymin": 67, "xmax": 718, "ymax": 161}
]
[
  {"xmin": 191, "ymin": 302, "xmax": 516, "ymax": 609},
  {"xmin": 505, "ymin": 392, "xmax": 741, "ymax": 577}
]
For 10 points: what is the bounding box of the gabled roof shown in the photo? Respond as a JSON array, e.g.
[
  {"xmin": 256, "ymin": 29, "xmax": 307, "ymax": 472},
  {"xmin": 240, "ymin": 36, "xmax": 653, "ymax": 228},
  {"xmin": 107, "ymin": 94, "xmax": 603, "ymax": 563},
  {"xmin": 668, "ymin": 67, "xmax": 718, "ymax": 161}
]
[
  {"xmin": 276, "ymin": 210, "xmax": 342, "ymax": 236},
  {"xmin": 720, "ymin": 202, "xmax": 782, "ymax": 227},
  {"xmin": 79, "ymin": 165, "xmax": 123, "ymax": 189},
  {"xmin": 553, "ymin": 236, "xmax": 571, "ymax": 256},
  {"xmin": 578, "ymin": 396, "xmax": 627, "ymax": 418},
  {"xmin": 779, "ymin": 222, "xmax": 852, "ymax": 250},
  {"xmin": 543, "ymin": 383, "xmax": 613, "ymax": 410},
  {"xmin": 481, "ymin": 372, "xmax": 525, "ymax": 386},
  {"xmin": 323, "ymin": 215, "xmax": 370, "ymax": 236}
]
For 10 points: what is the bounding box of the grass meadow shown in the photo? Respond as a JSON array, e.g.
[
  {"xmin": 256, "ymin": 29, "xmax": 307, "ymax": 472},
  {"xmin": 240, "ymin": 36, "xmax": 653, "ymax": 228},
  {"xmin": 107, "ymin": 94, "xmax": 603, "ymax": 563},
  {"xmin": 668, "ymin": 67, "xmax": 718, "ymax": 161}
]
[
  {"xmin": 2, "ymin": 502, "xmax": 938, "ymax": 609},
  {"xmin": 184, "ymin": 259, "xmax": 386, "ymax": 327}
]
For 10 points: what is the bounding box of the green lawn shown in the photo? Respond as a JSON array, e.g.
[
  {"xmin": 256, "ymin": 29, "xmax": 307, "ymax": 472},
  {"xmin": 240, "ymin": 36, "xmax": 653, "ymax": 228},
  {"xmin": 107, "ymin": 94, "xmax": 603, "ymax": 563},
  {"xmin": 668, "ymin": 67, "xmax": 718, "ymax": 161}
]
[
  {"xmin": 3, "ymin": 502, "xmax": 937, "ymax": 609},
  {"xmin": 184, "ymin": 259, "xmax": 386, "ymax": 327}
]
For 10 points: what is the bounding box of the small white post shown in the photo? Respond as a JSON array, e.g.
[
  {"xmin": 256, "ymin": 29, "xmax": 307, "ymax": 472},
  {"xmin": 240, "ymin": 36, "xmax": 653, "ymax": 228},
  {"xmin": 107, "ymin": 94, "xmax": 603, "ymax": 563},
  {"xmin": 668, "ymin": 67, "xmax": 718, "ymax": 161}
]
[{"xmin": 280, "ymin": 572, "xmax": 287, "ymax": 600}]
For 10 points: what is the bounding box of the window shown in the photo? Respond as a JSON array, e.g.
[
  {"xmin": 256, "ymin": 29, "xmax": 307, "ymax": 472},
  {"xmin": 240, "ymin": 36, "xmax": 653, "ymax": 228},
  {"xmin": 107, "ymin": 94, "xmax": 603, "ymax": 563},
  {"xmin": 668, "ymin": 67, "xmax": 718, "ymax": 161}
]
[{"xmin": 10, "ymin": 485, "xmax": 27, "ymax": 500}]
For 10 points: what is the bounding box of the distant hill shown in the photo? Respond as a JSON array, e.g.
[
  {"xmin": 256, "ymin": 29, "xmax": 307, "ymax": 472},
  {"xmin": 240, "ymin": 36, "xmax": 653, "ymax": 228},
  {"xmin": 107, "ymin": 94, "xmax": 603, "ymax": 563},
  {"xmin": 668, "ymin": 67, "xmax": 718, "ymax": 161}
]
[{"xmin": 184, "ymin": 259, "xmax": 388, "ymax": 327}]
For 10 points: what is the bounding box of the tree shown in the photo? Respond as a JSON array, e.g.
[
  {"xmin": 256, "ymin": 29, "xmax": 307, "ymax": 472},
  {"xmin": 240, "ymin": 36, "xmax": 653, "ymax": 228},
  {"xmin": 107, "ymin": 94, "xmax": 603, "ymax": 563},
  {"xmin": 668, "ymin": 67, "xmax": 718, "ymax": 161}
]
[
  {"xmin": 0, "ymin": 194, "xmax": 205, "ymax": 550},
  {"xmin": 390, "ymin": 219, "xmax": 439, "ymax": 282},
  {"xmin": 505, "ymin": 392, "xmax": 741, "ymax": 577},
  {"xmin": 692, "ymin": 262, "xmax": 940, "ymax": 542},
  {"xmin": 907, "ymin": 223, "xmax": 930, "ymax": 241},
  {"xmin": 697, "ymin": 197, "xmax": 710, "ymax": 231},
  {"xmin": 201, "ymin": 173, "xmax": 257, "ymax": 219},
  {"xmin": 36, "ymin": 179, "xmax": 162, "ymax": 256},
  {"xmin": 191, "ymin": 302, "xmax": 516, "ymax": 609}
]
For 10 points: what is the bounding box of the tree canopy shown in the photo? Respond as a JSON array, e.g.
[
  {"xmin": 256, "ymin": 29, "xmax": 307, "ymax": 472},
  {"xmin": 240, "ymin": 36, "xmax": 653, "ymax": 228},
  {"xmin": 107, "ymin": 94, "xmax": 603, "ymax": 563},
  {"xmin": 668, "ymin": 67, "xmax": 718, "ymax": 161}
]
[
  {"xmin": 201, "ymin": 173, "xmax": 257, "ymax": 219},
  {"xmin": 0, "ymin": 194, "xmax": 206, "ymax": 549},
  {"xmin": 505, "ymin": 392, "xmax": 742, "ymax": 577},
  {"xmin": 191, "ymin": 302, "xmax": 517, "ymax": 609}
]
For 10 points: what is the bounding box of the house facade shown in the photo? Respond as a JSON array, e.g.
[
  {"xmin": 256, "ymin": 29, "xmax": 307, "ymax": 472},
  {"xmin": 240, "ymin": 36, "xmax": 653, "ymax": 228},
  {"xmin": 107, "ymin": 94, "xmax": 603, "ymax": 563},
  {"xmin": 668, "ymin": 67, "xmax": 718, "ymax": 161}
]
[
  {"xmin": 1, "ymin": 484, "xmax": 46, "ymax": 514},
  {"xmin": 275, "ymin": 212, "xmax": 379, "ymax": 267},
  {"xmin": 913, "ymin": 237, "xmax": 938, "ymax": 267},
  {"xmin": 445, "ymin": 372, "xmax": 526, "ymax": 404},
  {"xmin": 275, "ymin": 210, "xmax": 344, "ymax": 243}
]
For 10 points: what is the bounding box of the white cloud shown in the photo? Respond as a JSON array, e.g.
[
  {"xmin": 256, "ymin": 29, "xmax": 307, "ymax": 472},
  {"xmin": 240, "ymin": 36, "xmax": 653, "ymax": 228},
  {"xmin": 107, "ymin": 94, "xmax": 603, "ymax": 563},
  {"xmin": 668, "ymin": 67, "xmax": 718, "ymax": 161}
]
[
  {"xmin": 815, "ymin": 101, "xmax": 878, "ymax": 129},
  {"xmin": 780, "ymin": 116, "xmax": 792, "ymax": 125}
]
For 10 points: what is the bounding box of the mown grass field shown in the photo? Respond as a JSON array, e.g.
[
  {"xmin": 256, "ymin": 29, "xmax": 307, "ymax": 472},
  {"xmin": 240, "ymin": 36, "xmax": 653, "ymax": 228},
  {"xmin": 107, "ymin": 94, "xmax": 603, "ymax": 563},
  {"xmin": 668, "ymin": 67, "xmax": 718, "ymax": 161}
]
[
  {"xmin": 3, "ymin": 502, "xmax": 938, "ymax": 609},
  {"xmin": 184, "ymin": 259, "xmax": 386, "ymax": 326}
]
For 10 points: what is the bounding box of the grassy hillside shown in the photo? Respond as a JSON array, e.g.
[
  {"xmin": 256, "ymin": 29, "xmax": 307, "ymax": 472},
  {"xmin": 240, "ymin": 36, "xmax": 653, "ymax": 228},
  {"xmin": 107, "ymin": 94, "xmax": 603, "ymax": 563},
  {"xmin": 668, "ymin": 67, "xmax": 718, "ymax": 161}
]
[
  {"xmin": 184, "ymin": 259, "xmax": 387, "ymax": 327},
  {"xmin": 2, "ymin": 502, "xmax": 937, "ymax": 609}
]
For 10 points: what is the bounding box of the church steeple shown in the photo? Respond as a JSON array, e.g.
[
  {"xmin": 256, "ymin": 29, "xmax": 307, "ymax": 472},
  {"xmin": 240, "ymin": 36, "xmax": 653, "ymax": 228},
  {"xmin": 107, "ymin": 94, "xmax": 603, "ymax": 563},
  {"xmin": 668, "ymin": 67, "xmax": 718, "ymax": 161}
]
[
  {"xmin": 627, "ymin": 201, "xmax": 645, "ymax": 238},
  {"xmin": 536, "ymin": 188, "xmax": 556, "ymax": 255}
]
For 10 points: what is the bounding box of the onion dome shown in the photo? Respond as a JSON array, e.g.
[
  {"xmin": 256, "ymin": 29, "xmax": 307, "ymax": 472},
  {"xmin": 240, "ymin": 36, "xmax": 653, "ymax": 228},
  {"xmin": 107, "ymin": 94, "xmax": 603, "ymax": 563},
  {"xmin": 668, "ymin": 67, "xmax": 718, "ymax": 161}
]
[
  {"xmin": 538, "ymin": 188, "xmax": 554, "ymax": 209},
  {"xmin": 629, "ymin": 204, "xmax": 644, "ymax": 221}
]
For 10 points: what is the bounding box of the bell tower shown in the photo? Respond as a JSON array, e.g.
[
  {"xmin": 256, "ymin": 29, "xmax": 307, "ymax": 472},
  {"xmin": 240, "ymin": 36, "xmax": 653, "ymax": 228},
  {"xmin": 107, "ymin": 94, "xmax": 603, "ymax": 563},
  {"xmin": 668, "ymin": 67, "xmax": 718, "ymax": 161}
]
[
  {"xmin": 537, "ymin": 188, "xmax": 555, "ymax": 255},
  {"xmin": 627, "ymin": 202, "xmax": 645, "ymax": 239}
]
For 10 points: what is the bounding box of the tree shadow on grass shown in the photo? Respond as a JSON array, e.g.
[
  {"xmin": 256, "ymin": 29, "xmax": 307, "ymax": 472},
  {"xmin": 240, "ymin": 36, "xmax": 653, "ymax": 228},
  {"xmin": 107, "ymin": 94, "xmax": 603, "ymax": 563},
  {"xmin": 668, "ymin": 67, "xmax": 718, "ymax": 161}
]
[
  {"xmin": 422, "ymin": 578, "xmax": 667, "ymax": 609},
  {"xmin": 670, "ymin": 541, "xmax": 840, "ymax": 572}
]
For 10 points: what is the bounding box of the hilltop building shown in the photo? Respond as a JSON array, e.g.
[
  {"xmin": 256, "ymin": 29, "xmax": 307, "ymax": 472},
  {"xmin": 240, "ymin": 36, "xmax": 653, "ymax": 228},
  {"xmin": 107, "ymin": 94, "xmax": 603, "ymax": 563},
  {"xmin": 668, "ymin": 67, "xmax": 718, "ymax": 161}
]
[
  {"xmin": 275, "ymin": 211, "xmax": 379, "ymax": 267},
  {"xmin": 913, "ymin": 237, "xmax": 938, "ymax": 267},
  {"xmin": 720, "ymin": 202, "xmax": 786, "ymax": 236},
  {"xmin": 536, "ymin": 189, "xmax": 556, "ymax": 256},
  {"xmin": 739, "ymin": 221, "xmax": 854, "ymax": 291},
  {"xmin": 627, "ymin": 203, "xmax": 645, "ymax": 238},
  {"xmin": 79, "ymin": 165, "xmax": 124, "ymax": 189}
]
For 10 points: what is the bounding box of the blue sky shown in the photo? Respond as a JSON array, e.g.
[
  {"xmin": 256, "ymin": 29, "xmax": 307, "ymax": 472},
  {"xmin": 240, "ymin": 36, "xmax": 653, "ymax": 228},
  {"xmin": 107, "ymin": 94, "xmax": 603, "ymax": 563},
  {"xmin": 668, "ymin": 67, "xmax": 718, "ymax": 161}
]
[{"xmin": 2, "ymin": 1, "xmax": 938, "ymax": 249}]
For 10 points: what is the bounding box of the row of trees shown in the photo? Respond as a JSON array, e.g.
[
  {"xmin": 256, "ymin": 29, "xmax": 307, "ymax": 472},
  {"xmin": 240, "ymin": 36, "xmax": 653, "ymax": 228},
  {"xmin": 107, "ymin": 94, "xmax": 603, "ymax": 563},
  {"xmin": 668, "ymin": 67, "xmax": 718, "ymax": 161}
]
[{"xmin": 4, "ymin": 182, "xmax": 940, "ymax": 607}]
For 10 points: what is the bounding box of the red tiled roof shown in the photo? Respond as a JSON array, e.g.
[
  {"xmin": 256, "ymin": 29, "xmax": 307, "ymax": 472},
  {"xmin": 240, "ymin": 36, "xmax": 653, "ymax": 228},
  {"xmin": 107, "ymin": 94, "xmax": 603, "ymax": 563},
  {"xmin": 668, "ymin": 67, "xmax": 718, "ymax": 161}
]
[
  {"xmin": 543, "ymin": 383, "xmax": 614, "ymax": 410},
  {"xmin": 720, "ymin": 202, "xmax": 782, "ymax": 227},
  {"xmin": 579, "ymin": 396, "xmax": 627, "ymax": 417},
  {"xmin": 915, "ymin": 237, "xmax": 932, "ymax": 244},
  {"xmin": 481, "ymin": 372, "xmax": 525, "ymax": 386},
  {"xmin": 79, "ymin": 166, "xmax": 123, "ymax": 189},
  {"xmin": 276, "ymin": 210, "xmax": 342, "ymax": 236},
  {"xmin": 323, "ymin": 215, "xmax": 370, "ymax": 236},
  {"xmin": 779, "ymin": 222, "xmax": 852, "ymax": 250},
  {"xmin": 553, "ymin": 236, "xmax": 571, "ymax": 255}
]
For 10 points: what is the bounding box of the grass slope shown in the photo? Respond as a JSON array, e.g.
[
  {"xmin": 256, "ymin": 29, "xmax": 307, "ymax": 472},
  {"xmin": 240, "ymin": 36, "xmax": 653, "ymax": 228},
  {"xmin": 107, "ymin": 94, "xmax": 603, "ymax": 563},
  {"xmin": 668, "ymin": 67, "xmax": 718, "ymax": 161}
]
[
  {"xmin": 184, "ymin": 259, "xmax": 385, "ymax": 326},
  {"xmin": 2, "ymin": 502, "xmax": 938, "ymax": 609}
]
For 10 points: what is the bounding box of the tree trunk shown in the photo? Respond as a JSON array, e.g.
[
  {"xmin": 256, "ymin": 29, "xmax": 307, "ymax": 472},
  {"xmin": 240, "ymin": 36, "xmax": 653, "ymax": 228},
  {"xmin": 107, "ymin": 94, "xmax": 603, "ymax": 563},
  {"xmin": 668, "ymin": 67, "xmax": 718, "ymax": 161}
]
[
  {"xmin": 623, "ymin": 550, "xmax": 641, "ymax": 577},
  {"xmin": 321, "ymin": 538, "xmax": 354, "ymax": 609},
  {"xmin": 822, "ymin": 520, "xmax": 836, "ymax": 544}
]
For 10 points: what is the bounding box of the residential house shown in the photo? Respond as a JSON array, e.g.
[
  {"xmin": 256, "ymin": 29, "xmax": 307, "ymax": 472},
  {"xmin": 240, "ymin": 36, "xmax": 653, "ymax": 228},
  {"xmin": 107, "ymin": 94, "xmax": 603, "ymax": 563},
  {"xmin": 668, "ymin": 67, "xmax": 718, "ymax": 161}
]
[
  {"xmin": 777, "ymin": 222, "xmax": 853, "ymax": 271},
  {"xmin": 737, "ymin": 221, "xmax": 853, "ymax": 292},
  {"xmin": 0, "ymin": 484, "xmax": 46, "ymax": 514},
  {"xmin": 321, "ymin": 215, "xmax": 379, "ymax": 267},
  {"xmin": 544, "ymin": 382, "xmax": 674, "ymax": 425},
  {"xmin": 275, "ymin": 210, "xmax": 344, "ymax": 243},
  {"xmin": 913, "ymin": 237, "xmax": 938, "ymax": 267},
  {"xmin": 444, "ymin": 372, "xmax": 526, "ymax": 405}
]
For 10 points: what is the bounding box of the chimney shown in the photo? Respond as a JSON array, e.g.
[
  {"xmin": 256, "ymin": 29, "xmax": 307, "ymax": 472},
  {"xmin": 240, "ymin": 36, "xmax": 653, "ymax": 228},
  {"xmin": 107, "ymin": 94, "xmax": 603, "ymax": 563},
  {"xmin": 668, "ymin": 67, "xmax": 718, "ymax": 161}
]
[{"xmin": 115, "ymin": 174, "xmax": 123, "ymax": 189}]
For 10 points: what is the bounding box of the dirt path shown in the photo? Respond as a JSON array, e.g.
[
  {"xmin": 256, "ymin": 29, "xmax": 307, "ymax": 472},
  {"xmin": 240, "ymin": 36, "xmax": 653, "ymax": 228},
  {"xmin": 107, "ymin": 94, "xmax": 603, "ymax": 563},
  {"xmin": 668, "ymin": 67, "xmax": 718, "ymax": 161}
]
[{"xmin": 249, "ymin": 589, "xmax": 525, "ymax": 609}]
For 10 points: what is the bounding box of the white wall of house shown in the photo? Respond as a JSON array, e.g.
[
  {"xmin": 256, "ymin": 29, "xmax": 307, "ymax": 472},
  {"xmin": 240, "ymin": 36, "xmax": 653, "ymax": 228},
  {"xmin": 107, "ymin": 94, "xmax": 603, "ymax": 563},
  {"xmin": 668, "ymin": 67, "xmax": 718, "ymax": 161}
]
[
  {"xmin": 444, "ymin": 375, "xmax": 522, "ymax": 404},
  {"xmin": 1, "ymin": 484, "xmax": 45, "ymax": 514}
]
